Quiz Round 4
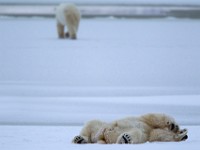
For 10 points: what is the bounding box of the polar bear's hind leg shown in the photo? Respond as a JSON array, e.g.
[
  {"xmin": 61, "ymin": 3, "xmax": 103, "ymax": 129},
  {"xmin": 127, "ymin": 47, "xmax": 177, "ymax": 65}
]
[
  {"xmin": 72, "ymin": 135, "xmax": 88, "ymax": 144},
  {"xmin": 117, "ymin": 128, "xmax": 147, "ymax": 144},
  {"xmin": 117, "ymin": 133, "xmax": 132, "ymax": 144},
  {"xmin": 65, "ymin": 9, "xmax": 80, "ymax": 39}
]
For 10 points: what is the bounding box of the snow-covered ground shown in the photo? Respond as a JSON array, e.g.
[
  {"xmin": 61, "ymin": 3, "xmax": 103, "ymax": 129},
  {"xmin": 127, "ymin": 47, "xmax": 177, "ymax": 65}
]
[
  {"xmin": 0, "ymin": 17, "xmax": 200, "ymax": 149},
  {"xmin": 1, "ymin": 18, "xmax": 200, "ymax": 88},
  {"xmin": 0, "ymin": 95, "xmax": 200, "ymax": 125},
  {"xmin": 0, "ymin": 125, "xmax": 199, "ymax": 150}
]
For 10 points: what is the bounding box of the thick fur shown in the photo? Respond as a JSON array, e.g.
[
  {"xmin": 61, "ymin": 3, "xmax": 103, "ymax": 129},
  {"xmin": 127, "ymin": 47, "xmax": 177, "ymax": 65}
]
[
  {"xmin": 72, "ymin": 113, "xmax": 188, "ymax": 144},
  {"xmin": 55, "ymin": 3, "xmax": 81, "ymax": 39}
]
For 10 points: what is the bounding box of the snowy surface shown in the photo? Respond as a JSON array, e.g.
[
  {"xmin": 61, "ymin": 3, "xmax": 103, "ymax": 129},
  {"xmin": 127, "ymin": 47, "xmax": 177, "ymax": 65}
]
[
  {"xmin": 0, "ymin": 125, "xmax": 199, "ymax": 150},
  {"xmin": 0, "ymin": 17, "xmax": 200, "ymax": 149},
  {"xmin": 1, "ymin": 95, "xmax": 200, "ymax": 125},
  {"xmin": 1, "ymin": 18, "xmax": 200, "ymax": 87}
]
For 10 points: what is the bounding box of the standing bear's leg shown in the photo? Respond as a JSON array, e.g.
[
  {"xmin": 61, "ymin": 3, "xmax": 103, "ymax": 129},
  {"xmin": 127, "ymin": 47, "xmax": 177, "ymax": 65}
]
[
  {"xmin": 56, "ymin": 22, "xmax": 65, "ymax": 38},
  {"xmin": 65, "ymin": 8, "xmax": 80, "ymax": 39}
]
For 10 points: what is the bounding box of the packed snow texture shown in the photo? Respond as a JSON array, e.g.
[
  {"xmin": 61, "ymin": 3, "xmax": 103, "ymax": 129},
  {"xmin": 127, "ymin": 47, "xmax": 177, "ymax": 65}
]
[
  {"xmin": 0, "ymin": 125, "xmax": 199, "ymax": 150},
  {"xmin": 1, "ymin": 18, "xmax": 200, "ymax": 88},
  {"xmin": 0, "ymin": 17, "xmax": 200, "ymax": 124}
]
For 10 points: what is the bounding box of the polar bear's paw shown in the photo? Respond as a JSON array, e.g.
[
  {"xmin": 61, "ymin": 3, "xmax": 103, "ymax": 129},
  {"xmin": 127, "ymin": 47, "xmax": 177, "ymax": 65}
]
[
  {"xmin": 72, "ymin": 135, "xmax": 87, "ymax": 144},
  {"xmin": 117, "ymin": 133, "xmax": 132, "ymax": 144},
  {"xmin": 65, "ymin": 32, "xmax": 69, "ymax": 38},
  {"xmin": 175, "ymin": 128, "xmax": 188, "ymax": 141},
  {"xmin": 166, "ymin": 120, "xmax": 179, "ymax": 133}
]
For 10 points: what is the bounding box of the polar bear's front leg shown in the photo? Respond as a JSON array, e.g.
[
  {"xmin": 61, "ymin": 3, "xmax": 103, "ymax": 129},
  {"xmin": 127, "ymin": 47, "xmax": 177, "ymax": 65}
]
[
  {"xmin": 174, "ymin": 129, "xmax": 188, "ymax": 141},
  {"xmin": 140, "ymin": 113, "xmax": 180, "ymax": 133},
  {"xmin": 149, "ymin": 128, "xmax": 188, "ymax": 142}
]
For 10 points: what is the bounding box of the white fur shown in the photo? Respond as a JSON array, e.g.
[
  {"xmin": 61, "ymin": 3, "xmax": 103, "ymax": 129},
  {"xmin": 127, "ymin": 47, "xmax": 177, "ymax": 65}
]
[
  {"xmin": 55, "ymin": 3, "xmax": 81, "ymax": 39},
  {"xmin": 72, "ymin": 113, "xmax": 188, "ymax": 144}
]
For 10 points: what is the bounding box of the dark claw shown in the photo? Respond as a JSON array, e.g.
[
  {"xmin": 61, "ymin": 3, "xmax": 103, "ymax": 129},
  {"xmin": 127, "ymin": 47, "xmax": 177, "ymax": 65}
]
[
  {"xmin": 122, "ymin": 136, "xmax": 129, "ymax": 143},
  {"xmin": 121, "ymin": 133, "xmax": 132, "ymax": 144},
  {"xmin": 181, "ymin": 135, "xmax": 188, "ymax": 141},
  {"xmin": 171, "ymin": 123, "xmax": 175, "ymax": 130}
]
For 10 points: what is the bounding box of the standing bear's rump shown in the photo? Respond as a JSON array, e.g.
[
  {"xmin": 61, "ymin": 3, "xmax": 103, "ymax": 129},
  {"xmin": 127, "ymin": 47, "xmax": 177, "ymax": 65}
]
[{"xmin": 55, "ymin": 3, "xmax": 81, "ymax": 39}]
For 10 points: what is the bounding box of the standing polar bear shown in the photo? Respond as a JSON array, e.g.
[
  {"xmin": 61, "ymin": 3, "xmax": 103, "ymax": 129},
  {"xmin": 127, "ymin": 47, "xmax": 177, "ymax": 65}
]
[
  {"xmin": 55, "ymin": 3, "xmax": 81, "ymax": 39},
  {"xmin": 72, "ymin": 113, "xmax": 188, "ymax": 144}
]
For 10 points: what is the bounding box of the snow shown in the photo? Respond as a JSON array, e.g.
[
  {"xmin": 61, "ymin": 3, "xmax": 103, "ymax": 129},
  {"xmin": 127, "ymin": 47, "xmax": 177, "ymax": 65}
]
[
  {"xmin": 1, "ymin": 18, "xmax": 200, "ymax": 87},
  {"xmin": 0, "ymin": 125, "xmax": 199, "ymax": 150},
  {"xmin": 1, "ymin": 95, "xmax": 200, "ymax": 126},
  {"xmin": 0, "ymin": 17, "xmax": 200, "ymax": 149}
]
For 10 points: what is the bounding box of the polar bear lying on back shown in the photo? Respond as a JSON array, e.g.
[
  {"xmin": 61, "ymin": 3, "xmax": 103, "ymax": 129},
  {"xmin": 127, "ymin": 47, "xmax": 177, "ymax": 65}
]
[
  {"xmin": 72, "ymin": 113, "xmax": 188, "ymax": 144},
  {"xmin": 55, "ymin": 3, "xmax": 81, "ymax": 39}
]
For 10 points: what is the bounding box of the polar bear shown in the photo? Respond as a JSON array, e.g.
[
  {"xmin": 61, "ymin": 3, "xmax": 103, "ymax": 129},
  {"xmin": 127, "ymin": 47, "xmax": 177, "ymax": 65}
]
[
  {"xmin": 55, "ymin": 3, "xmax": 81, "ymax": 39},
  {"xmin": 72, "ymin": 113, "xmax": 188, "ymax": 144}
]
